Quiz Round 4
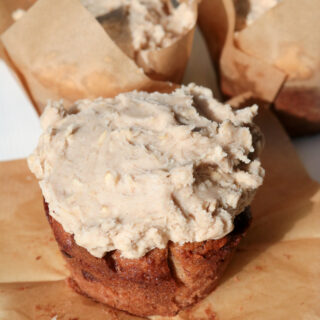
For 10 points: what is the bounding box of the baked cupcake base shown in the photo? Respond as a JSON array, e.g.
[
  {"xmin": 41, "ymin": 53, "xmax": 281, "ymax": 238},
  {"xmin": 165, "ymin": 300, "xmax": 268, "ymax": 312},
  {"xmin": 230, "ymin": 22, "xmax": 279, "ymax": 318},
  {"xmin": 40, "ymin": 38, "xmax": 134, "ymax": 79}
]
[
  {"xmin": 45, "ymin": 202, "xmax": 251, "ymax": 317},
  {"xmin": 274, "ymin": 87, "xmax": 320, "ymax": 136}
]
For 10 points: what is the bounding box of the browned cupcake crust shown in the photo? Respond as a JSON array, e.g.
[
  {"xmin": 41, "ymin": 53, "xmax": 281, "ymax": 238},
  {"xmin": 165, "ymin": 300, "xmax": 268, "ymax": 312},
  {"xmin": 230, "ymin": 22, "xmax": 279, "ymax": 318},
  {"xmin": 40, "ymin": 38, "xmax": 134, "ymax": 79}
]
[
  {"xmin": 274, "ymin": 86, "xmax": 320, "ymax": 136},
  {"xmin": 45, "ymin": 202, "xmax": 251, "ymax": 317}
]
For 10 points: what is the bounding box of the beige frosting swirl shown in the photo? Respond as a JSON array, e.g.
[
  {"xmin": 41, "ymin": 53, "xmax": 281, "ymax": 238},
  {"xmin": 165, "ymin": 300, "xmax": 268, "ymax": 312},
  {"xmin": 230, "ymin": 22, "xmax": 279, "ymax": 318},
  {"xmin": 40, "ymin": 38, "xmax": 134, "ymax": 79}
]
[{"xmin": 28, "ymin": 84, "xmax": 264, "ymax": 258}]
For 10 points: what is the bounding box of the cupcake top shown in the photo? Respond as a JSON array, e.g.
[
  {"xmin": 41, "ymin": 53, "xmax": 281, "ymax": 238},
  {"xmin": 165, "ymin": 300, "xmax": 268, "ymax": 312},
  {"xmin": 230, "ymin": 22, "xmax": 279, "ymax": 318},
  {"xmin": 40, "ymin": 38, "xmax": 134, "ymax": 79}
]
[
  {"xmin": 28, "ymin": 84, "xmax": 264, "ymax": 259},
  {"xmin": 80, "ymin": 0, "xmax": 196, "ymax": 52}
]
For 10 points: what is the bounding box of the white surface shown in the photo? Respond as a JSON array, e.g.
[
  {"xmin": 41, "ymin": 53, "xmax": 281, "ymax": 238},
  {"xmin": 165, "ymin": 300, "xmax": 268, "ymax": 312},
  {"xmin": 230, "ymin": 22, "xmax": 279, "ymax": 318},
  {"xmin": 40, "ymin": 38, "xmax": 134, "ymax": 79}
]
[
  {"xmin": 0, "ymin": 41, "xmax": 319, "ymax": 182},
  {"xmin": 0, "ymin": 60, "xmax": 42, "ymax": 161},
  {"xmin": 293, "ymin": 134, "xmax": 320, "ymax": 183}
]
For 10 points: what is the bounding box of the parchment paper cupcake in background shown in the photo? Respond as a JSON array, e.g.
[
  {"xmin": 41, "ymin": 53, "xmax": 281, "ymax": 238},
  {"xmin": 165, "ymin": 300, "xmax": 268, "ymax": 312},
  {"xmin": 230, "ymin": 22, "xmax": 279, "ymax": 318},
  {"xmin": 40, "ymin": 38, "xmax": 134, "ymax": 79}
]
[
  {"xmin": 81, "ymin": 0, "xmax": 198, "ymax": 82},
  {"xmin": 1, "ymin": 0, "xmax": 197, "ymax": 112},
  {"xmin": 28, "ymin": 84, "xmax": 264, "ymax": 317},
  {"xmin": 199, "ymin": 0, "xmax": 320, "ymax": 136}
]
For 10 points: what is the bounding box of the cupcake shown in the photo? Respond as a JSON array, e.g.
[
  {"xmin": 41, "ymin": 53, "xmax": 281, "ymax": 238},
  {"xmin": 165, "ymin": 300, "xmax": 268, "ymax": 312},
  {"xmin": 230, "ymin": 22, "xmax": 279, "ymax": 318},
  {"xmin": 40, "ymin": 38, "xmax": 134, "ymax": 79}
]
[
  {"xmin": 199, "ymin": 0, "xmax": 320, "ymax": 136},
  {"xmin": 28, "ymin": 84, "xmax": 264, "ymax": 316},
  {"xmin": 233, "ymin": 0, "xmax": 320, "ymax": 136},
  {"xmin": 79, "ymin": 0, "xmax": 197, "ymax": 82}
]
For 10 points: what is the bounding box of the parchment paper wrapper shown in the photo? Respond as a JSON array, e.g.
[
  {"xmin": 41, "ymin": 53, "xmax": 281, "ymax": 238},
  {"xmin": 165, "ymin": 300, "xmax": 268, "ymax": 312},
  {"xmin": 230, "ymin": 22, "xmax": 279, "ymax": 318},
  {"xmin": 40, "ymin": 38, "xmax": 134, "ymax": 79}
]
[
  {"xmin": 0, "ymin": 0, "xmax": 37, "ymax": 99},
  {"xmin": 198, "ymin": 0, "xmax": 320, "ymax": 136},
  {"xmin": 0, "ymin": 2, "xmax": 13, "ymax": 64},
  {"xmin": 0, "ymin": 0, "xmax": 196, "ymax": 113},
  {"xmin": 1, "ymin": 104, "xmax": 320, "ymax": 319}
]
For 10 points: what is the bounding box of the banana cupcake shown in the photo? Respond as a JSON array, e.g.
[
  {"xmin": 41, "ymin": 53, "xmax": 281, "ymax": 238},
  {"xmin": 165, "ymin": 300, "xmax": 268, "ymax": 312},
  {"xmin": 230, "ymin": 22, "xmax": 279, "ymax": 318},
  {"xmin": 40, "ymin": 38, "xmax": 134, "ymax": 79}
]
[
  {"xmin": 28, "ymin": 84, "xmax": 264, "ymax": 316},
  {"xmin": 80, "ymin": 0, "xmax": 197, "ymax": 82}
]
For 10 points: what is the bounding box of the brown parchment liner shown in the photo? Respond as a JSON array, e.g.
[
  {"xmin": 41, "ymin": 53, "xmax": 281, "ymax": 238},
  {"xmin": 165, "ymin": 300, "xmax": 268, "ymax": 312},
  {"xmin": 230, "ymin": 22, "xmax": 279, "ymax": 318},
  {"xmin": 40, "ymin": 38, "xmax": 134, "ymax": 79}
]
[
  {"xmin": 0, "ymin": 0, "xmax": 197, "ymax": 113},
  {"xmin": 198, "ymin": 0, "xmax": 320, "ymax": 136},
  {"xmin": 0, "ymin": 0, "xmax": 38, "ymax": 100},
  {"xmin": 1, "ymin": 101, "xmax": 320, "ymax": 319}
]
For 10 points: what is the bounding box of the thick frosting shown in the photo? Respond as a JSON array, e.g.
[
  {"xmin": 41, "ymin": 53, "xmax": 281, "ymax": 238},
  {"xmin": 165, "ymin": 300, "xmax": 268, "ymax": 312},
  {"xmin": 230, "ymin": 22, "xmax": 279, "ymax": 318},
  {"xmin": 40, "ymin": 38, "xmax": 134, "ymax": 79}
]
[
  {"xmin": 28, "ymin": 84, "xmax": 264, "ymax": 259},
  {"xmin": 80, "ymin": 0, "xmax": 196, "ymax": 51}
]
